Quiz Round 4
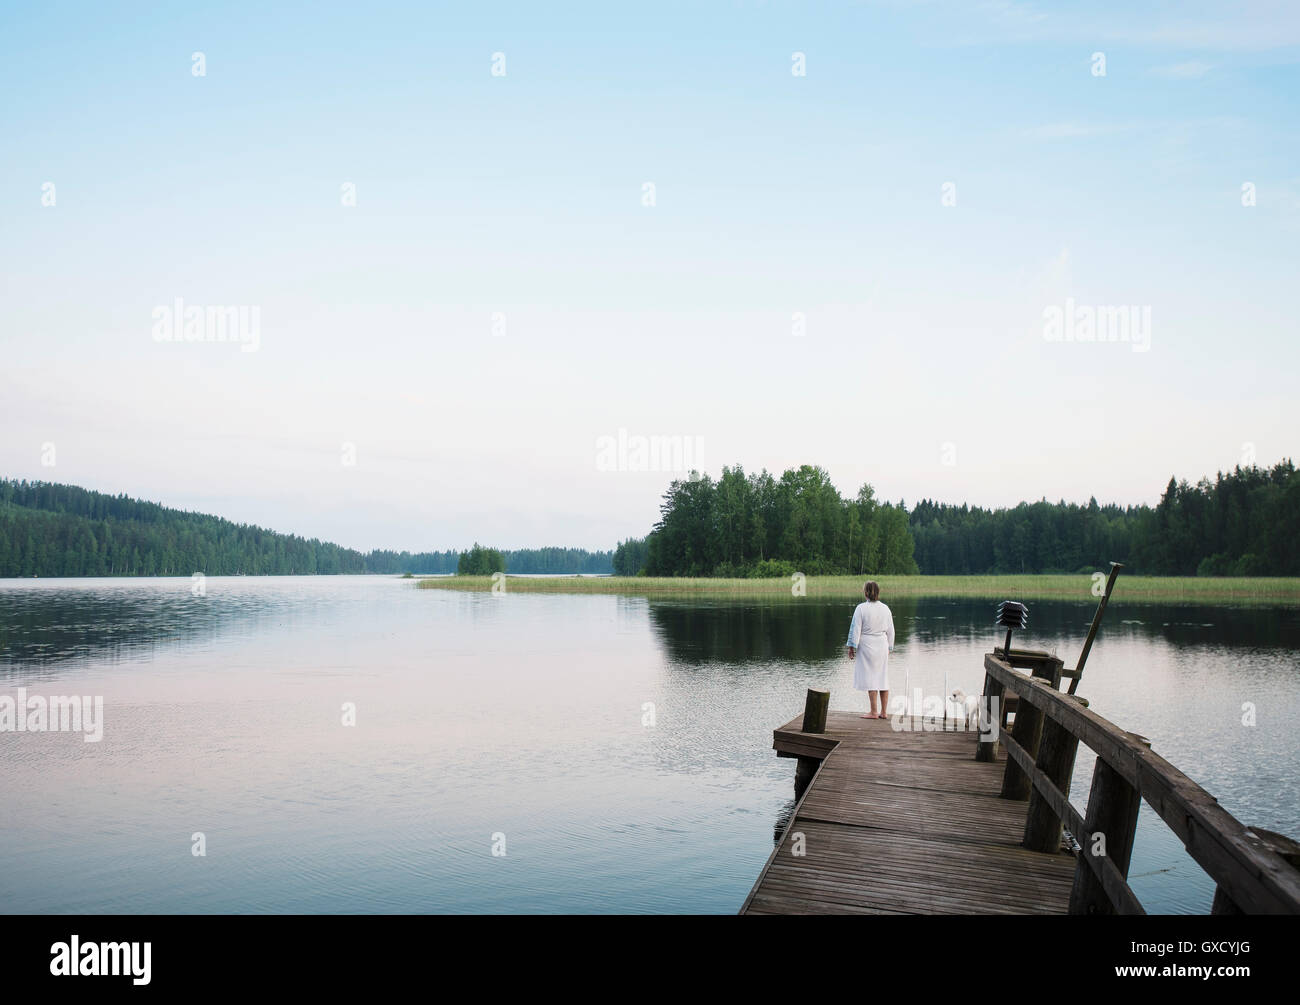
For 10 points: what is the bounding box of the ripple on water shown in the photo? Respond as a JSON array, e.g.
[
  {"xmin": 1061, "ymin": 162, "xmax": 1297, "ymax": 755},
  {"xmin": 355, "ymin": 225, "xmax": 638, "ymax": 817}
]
[{"xmin": 1, "ymin": 579, "xmax": 1296, "ymax": 913}]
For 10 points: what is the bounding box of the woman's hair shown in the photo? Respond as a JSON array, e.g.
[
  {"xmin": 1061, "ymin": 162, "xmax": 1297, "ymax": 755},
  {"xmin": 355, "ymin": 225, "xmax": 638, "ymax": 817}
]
[{"xmin": 864, "ymin": 580, "xmax": 880, "ymax": 602}]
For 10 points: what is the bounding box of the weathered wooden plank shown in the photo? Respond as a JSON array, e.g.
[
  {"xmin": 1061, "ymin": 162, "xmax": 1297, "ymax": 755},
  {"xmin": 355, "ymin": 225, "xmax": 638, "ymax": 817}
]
[
  {"xmin": 1023, "ymin": 696, "xmax": 1086, "ymax": 852},
  {"xmin": 1070, "ymin": 742, "xmax": 1146, "ymax": 916},
  {"xmin": 751, "ymin": 652, "xmax": 1300, "ymax": 916},
  {"xmin": 999, "ymin": 657, "xmax": 1062, "ymax": 799},
  {"xmin": 985, "ymin": 654, "xmax": 1300, "ymax": 914},
  {"xmin": 742, "ymin": 710, "xmax": 1076, "ymax": 915}
]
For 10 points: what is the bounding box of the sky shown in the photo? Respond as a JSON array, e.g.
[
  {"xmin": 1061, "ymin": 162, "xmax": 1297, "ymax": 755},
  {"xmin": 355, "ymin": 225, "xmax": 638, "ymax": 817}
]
[{"xmin": 2, "ymin": 1, "xmax": 1297, "ymax": 552}]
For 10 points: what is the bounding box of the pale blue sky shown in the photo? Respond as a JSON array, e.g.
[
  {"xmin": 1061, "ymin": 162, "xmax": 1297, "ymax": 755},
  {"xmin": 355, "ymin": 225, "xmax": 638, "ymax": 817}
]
[{"xmin": 2, "ymin": 1, "xmax": 1297, "ymax": 551}]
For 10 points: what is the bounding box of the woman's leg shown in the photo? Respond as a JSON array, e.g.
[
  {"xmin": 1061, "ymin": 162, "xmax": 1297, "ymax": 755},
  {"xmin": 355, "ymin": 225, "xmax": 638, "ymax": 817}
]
[
  {"xmin": 869, "ymin": 690, "xmax": 880, "ymax": 717},
  {"xmin": 880, "ymin": 689, "xmax": 891, "ymax": 717}
]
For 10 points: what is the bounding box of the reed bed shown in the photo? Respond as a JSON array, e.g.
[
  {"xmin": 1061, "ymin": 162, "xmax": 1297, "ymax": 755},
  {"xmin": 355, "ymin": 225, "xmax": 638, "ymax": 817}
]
[{"xmin": 415, "ymin": 573, "xmax": 1300, "ymax": 605}]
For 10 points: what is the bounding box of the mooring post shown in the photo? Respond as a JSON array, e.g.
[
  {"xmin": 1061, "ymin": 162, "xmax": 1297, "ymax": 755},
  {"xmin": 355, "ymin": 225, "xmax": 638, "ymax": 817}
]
[
  {"xmin": 1000, "ymin": 658, "xmax": 1064, "ymax": 800},
  {"xmin": 802, "ymin": 687, "xmax": 829, "ymax": 734},
  {"xmin": 793, "ymin": 688, "xmax": 830, "ymax": 800},
  {"xmin": 975, "ymin": 671, "xmax": 1005, "ymax": 762},
  {"xmin": 1068, "ymin": 732, "xmax": 1150, "ymax": 914},
  {"xmin": 1210, "ymin": 828, "xmax": 1300, "ymax": 914},
  {"xmin": 793, "ymin": 756, "xmax": 818, "ymax": 800},
  {"xmin": 1022, "ymin": 694, "xmax": 1089, "ymax": 852}
]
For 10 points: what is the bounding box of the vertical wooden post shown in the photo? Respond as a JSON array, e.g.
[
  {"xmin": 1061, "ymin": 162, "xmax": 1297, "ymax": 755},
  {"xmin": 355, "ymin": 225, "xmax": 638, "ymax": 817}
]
[
  {"xmin": 793, "ymin": 756, "xmax": 818, "ymax": 800},
  {"xmin": 1210, "ymin": 828, "xmax": 1300, "ymax": 914},
  {"xmin": 1068, "ymin": 732, "xmax": 1149, "ymax": 915},
  {"xmin": 975, "ymin": 672, "xmax": 1005, "ymax": 762},
  {"xmin": 1022, "ymin": 695, "xmax": 1089, "ymax": 852},
  {"xmin": 1000, "ymin": 658, "xmax": 1063, "ymax": 800},
  {"xmin": 802, "ymin": 688, "xmax": 829, "ymax": 734}
]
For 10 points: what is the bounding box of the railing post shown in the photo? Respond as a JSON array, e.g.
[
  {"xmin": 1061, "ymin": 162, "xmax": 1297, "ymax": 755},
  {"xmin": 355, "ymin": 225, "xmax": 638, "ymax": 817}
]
[
  {"xmin": 975, "ymin": 671, "xmax": 1005, "ymax": 762},
  {"xmin": 1068, "ymin": 732, "xmax": 1149, "ymax": 915},
  {"xmin": 1022, "ymin": 694, "xmax": 1089, "ymax": 852},
  {"xmin": 999, "ymin": 658, "xmax": 1063, "ymax": 800}
]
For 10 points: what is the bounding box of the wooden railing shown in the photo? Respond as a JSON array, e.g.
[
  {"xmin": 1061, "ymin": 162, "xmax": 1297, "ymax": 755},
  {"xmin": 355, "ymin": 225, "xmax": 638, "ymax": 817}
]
[{"xmin": 977, "ymin": 651, "xmax": 1300, "ymax": 915}]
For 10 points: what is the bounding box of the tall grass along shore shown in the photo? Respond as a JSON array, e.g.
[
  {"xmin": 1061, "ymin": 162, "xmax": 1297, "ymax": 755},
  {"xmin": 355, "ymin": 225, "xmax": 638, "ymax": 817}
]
[{"xmin": 415, "ymin": 574, "xmax": 1300, "ymax": 605}]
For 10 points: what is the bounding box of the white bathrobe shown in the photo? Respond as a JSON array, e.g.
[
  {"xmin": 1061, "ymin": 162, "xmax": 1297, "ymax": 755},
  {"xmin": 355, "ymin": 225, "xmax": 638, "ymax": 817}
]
[{"xmin": 847, "ymin": 600, "xmax": 895, "ymax": 691}]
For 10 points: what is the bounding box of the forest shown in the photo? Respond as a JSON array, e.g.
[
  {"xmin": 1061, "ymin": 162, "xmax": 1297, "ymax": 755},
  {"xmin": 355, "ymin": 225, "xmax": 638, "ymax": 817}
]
[
  {"xmin": 504, "ymin": 546, "xmax": 614, "ymax": 574},
  {"xmin": 631, "ymin": 464, "xmax": 918, "ymax": 577},
  {"xmin": 4, "ymin": 460, "xmax": 1296, "ymax": 579},
  {"xmin": 612, "ymin": 460, "xmax": 1300, "ymax": 578},
  {"xmin": 0, "ymin": 480, "xmax": 611, "ymax": 577},
  {"xmin": 909, "ymin": 461, "xmax": 1299, "ymax": 576}
]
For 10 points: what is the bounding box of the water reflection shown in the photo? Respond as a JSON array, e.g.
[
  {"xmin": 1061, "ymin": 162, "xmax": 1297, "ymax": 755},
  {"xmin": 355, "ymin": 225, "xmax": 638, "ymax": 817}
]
[
  {"xmin": 0, "ymin": 577, "xmax": 351, "ymax": 678},
  {"xmin": 0, "ymin": 578, "xmax": 1295, "ymax": 914},
  {"xmin": 646, "ymin": 598, "xmax": 916, "ymax": 664},
  {"xmin": 0, "ymin": 582, "xmax": 224, "ymax": 675},
  {"xmin": 646, "ymin": 595, "xmax": 1300, "ymax": 666},
  {"xmin": 645, "ymin": 593, "xmax": 1300, "ymax": 913}
]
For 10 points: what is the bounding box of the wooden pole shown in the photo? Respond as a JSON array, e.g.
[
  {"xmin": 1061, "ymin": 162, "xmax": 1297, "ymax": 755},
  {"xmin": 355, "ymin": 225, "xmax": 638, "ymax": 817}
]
[
  {"xmin": 802, "ymin": 688, "xmax": 829, "ymax": 734},
  {"xmin": 793, "ymin": 756, "xmax": 818, "ymax": 801},
  {"xmin": 1070, "ymin": 562, "xmax": 1123, "ymax": 696},
  {"xmin": 1068, "ymin": 731, "xmax": 1150, "ymax": 914},
  {"xmin": 1022, "ymin": 694, "xmax": 1089, "ymax": 851}
]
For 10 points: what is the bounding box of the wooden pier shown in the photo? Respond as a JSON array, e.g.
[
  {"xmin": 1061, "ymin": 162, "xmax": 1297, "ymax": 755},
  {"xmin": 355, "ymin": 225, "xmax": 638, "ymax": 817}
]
[
  {"xmin": 742, "ymin": 648, "xmax": 1300, "ymax": 916},
  {"xmin": 741, "ymin": 711, "xmax": 1076, "ymax": 914}
]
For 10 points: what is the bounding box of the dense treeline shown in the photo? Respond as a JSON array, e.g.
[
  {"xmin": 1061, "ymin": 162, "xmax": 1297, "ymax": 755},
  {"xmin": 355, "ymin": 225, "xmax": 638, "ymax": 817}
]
[
  {"xmin": 456, "ymin": 546, "xmax": 613, "ymax": 574},
  {"xmin": 367, "ymin": 549, "xmax": 460, "ymax": 574},
  {"xmin": 909, "ymin": 498, "xmax": 1143, "ymax": 574},
  {"xmin": 640, "ymin": 465, "xmax": 917, "ymax": 577},
  {"xmin": 505, "ymin": 547, "xmax": 613, "ymax": 574},
  {"xmin": 0, "ymin": 479, "xmax": 462, "ymax": 576},
  {"xmin": 612, "ymin": 537, "xmax": 650, "ymax": 576},
  {"xmin": 0, "ymin": 480, "xmax": 609, "ymax": 578},
  {"xmin": 457, "ymin": 543, "xmax": 505, "ymax": 575},
  {"xmin": 1132, "ymin": 462, "xmax": 1298, "ymax": 575},
  {"xmin": 616, "ymin": 460, "xmax": 1299, "ymax": 578},
  {"xmin": 8, "ymin": 460, "xmax": 1296, "ymax": 581},
  {"xmin": 910, "ymin": 461, "xmax": 1299, "ymax": 576}
]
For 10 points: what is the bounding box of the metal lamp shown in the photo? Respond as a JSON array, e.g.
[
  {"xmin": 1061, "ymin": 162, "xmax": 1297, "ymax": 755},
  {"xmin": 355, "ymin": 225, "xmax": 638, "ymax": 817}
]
[{"xmin": 996, "ymin": 600, "xmax": 1029, "ymax": 658}]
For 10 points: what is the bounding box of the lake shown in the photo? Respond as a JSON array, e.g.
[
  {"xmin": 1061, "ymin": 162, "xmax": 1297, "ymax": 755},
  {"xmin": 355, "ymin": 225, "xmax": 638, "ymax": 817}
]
[{"xmin": 1, "ymin": 576, "xmax": 1296, "ymax": 913}]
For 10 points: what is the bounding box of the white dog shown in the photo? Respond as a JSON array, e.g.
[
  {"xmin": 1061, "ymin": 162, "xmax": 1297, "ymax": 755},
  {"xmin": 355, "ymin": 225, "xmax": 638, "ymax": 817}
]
[{"xmin": 950, "ymin": 688, "xmax": 981, "ymax": 726}]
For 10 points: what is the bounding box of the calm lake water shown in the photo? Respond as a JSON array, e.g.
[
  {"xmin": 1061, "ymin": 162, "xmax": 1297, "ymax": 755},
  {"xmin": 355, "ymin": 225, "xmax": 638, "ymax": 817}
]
[{"xmin": 1, "ymin": 576, "xmax": 1297, "ymax": 914}]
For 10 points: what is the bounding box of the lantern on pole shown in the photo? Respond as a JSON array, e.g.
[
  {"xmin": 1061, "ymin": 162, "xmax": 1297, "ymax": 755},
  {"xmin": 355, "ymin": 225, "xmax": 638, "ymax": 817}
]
[{"xmin": 996, "ymin": 601, "xmax": 1029, "ymax": 659}]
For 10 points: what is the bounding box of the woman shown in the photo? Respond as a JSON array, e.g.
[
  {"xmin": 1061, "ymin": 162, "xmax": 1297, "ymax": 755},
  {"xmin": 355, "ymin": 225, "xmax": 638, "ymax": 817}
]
[{"xmin": 845, "ymin": 580, "xmax": 896, "ymax": 719}]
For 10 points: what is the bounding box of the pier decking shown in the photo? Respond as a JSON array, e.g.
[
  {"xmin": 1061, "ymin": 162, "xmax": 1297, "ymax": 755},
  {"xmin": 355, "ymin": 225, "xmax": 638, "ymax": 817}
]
[
  {"xmin": 742, "ymin": 650, "xmax": 1300, "ymax": 916},
  {"xmin": 740, "ymin": 711, "xmax": 1077, "ymax": 914}
]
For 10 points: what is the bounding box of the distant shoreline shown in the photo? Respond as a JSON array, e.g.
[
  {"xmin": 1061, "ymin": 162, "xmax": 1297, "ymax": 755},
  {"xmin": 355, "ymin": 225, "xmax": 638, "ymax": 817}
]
[{"xmin": 414, "ymin": 573, "xmax": 1300, "ymax": 606}]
